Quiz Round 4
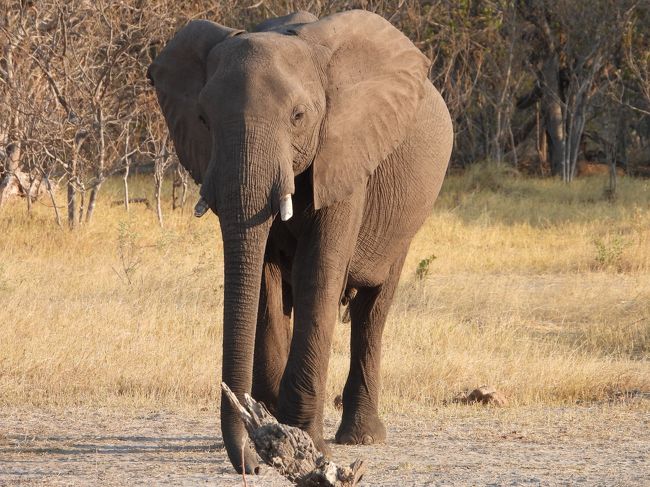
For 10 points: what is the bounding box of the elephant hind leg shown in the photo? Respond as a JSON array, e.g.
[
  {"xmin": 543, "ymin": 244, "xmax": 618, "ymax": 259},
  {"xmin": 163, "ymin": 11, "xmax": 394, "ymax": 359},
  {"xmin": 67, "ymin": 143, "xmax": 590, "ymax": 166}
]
[
  {"xmin": 335, "ymin": 252, "xmax": 407, "ymax": 445},
  {"xmin": 252, "ymin": 260, "xmax": 292, "ymax": 416}
]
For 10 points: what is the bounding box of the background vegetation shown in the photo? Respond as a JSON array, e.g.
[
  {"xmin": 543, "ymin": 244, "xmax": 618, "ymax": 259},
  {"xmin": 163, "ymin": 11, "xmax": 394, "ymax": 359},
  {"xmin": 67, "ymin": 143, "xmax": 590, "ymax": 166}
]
[{"xmin": 1, "ymin": 0, "xmax": 650, "ymax": 227}]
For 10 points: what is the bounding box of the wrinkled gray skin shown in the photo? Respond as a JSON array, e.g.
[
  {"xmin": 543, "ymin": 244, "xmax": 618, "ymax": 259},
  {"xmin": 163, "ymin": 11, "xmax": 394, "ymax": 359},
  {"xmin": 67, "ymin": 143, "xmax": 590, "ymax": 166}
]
[{"xmin": 148, "ymin": 10, "xmax": 452, "ymax": 474}]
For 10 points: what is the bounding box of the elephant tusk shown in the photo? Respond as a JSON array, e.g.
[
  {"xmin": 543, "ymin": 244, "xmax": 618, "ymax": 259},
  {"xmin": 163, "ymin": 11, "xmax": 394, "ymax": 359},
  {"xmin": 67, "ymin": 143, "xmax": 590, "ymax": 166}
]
[
  {"xmin": 194, "ymin": 197, "xmax": 209, "ymax": 218},
  {"xmin": 279, "ymin": 194, "xmax": 293, "ymax": 221}
]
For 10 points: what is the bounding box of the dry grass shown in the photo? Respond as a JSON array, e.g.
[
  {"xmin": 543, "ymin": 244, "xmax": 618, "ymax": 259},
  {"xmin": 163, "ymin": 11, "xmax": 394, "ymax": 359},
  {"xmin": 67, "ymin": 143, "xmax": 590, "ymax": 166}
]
[{"xmin": 1, "ymin": 167, "xmax": 649, "ymax": 415}]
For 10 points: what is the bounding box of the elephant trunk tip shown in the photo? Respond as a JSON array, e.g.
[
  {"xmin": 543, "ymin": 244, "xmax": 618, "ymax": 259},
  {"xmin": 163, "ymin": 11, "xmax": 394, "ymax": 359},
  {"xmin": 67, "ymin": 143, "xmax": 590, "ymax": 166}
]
[{"xmin": 279, "ymin": 194, "xmax": 293, "ymax": 221}]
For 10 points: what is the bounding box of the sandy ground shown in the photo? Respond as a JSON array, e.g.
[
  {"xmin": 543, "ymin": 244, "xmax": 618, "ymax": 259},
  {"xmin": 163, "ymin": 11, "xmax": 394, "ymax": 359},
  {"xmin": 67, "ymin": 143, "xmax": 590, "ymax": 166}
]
[{"xmin": 1, "ymin": 403, "xmax": 649, "ymax": 486}]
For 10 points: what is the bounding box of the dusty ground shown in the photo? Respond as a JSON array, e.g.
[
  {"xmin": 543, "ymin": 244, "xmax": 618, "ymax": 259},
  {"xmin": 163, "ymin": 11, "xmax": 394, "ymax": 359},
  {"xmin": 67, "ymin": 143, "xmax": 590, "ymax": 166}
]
[{"xmin": 1, "ymin": 403, "xmax": 648, "ymax": 486}]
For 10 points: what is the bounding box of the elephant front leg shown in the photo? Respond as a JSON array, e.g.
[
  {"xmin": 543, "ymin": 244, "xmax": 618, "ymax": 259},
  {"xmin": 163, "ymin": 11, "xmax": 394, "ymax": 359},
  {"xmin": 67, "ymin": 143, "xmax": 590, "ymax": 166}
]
[
  {"xmin": 277, "ymin": 195, "xmax": 364, "ymax": 454},
  {"xmin": 252, "ymin": 260, "xmax": 292, "ymax": 416},
  {"xmin": 336, "ymin": 253, "xmax": 406, "ymax": 445}
]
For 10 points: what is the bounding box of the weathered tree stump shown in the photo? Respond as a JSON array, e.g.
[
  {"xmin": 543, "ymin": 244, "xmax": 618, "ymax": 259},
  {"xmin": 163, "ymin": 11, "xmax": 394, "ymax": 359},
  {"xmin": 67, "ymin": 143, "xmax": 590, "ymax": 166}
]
[{"xmin": 221, "ymin": 382, "xmax": 366, "ymax": 486}]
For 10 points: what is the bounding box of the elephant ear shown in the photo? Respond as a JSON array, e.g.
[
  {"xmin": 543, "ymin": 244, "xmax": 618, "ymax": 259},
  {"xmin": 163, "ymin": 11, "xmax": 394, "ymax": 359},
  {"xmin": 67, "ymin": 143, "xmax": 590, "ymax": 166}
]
[
  {"xmin": 294, "ymin": 10, "xmax": 430, "ymax": 209},
  {"xmin": 253, "ymin": 11, "xmax": 318, "ymax": 32},
  {"xmin": 147, "ymin": 20, "xmax": 243, "ymax": 184}
]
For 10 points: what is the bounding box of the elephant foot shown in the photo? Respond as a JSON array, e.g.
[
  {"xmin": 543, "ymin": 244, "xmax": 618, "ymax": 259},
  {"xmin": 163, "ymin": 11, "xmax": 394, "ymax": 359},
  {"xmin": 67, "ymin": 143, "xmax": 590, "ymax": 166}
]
[
  {"xmin": 335, "ymin": 414, "xmax": 386, "ymax": 445},
  {"xmin": 310, "ymin": 431, "xmax": 332, "ymax": 457}
]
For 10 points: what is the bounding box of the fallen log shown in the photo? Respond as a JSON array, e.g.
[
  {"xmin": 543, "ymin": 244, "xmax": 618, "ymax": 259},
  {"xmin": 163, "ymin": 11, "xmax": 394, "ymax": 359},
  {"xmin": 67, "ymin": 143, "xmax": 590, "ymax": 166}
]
[{"xmin": 221, "ymin": 382, "xmax": 366, "ymax": 487}]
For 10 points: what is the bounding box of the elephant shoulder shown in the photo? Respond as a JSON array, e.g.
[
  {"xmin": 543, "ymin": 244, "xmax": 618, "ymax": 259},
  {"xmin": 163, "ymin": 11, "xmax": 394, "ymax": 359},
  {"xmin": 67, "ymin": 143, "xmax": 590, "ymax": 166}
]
[
  {"xmin": 400, "ymin": 80, "xmax": 452, "ymax": 186},
  {"xmin": 253, "ymin": 11, "xmax": 318, "ymax": 33},
  {"xmin": 421, "ymin": 81, "xmax": 453, "ymax": 151}
]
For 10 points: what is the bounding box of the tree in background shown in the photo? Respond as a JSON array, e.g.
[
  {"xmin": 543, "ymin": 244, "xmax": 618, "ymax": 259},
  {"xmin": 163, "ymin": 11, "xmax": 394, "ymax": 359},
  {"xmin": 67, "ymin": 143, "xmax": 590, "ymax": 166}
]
[
  {"xmin": 515, "ymin": 0, "xmax": 637, "ymax": 181},
  {"xmin": 1, "ymin": 0, "xmax": 649, "ymax": 228}
]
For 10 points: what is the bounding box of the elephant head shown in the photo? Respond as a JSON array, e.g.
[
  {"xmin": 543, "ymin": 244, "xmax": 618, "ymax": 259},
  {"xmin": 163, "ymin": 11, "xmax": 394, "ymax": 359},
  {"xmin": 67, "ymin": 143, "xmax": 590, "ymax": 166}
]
[{"xmin": 147, "ymin": 10, "xmax": 430, "ymax": 473}]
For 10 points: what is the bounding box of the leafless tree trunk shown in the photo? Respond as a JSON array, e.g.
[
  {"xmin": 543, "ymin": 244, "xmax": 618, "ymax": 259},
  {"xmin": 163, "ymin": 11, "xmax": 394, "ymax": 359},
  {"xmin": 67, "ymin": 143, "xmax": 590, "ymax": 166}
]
[
  {"xmin": 24, "ymin": 165, "xmax": 36, "ymax": 216},
  {"xmin": 181, "ymin": 170, "xmax": 188, "ymax": 210},
  {"xmin": 78, "ymin": 185, "xmax": 85, "ymax": 224},
  {"xmin": 0, "ymin": 143, "xmax": 20, "ymax": 207},
  {"xmin": 534, "ymin": 100, "xmax": 548, "ymax": 173},
  {"xmin": 172, "ymin": 163, "xmax": 189, "ymax": 211},
  {"xmin": 565, "ymin": 53, "xmax": 603, "ymax": 182},
  {"xmin": 154, "ymin": 134, "xmax": 170, "ymax": 227},
  {"xmin": 43, "ymin": 173, "xmax": 62, "ymax": 228},
  {"xmin": 540, "ymin": 57, "xmax": 567, "ymax": 178},
  {"xmin": 607, "ymin": 146, "xmax": 617, "ymax": 198},
  {"xmin": 508, "ymin": 123, "xmax": 518, "ymax": 168},
  {"xmin": 180, "ymin": 171, "xmax": 188, "ymax": 210},
  {"xmin": 493, "ymin": 18, "xmax": 518, "ymax": 164},
  {"xmin": 617, "ymin": 109, "xmax": 628, "ymax": 175},
  {"xmin": 0, "ymin": 10, "xmax": 22, "ymax": 156},
  {"xmin": 68, "ymin": 130, "xmax": 88, "ymax": 229},
  {"xmin": 86, "ymin": 106, "xmax": 105, "ymax": 223},
  {"xmin": 123, "ymin": 130, "xmax": 131, "ymax": 212},
  {"xmin": 155, "ymin": 168, "xmax": 164, "ymax": 227},
  {"xmin": 171, "ymin": 163, "xmax": 179, "ymax": 211}
]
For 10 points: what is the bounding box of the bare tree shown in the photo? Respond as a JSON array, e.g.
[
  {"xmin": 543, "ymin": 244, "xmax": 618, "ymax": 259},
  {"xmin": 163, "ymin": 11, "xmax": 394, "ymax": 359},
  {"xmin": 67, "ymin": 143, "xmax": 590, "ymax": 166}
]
[
  {"xmin": 2, "ymin": 0, "xmax": 649, "ymax": 225},
  {"xmin": 516, "ymin": 0, "xmax": 636, "ymax": 180},
  {"xmin": 172, "ymin": 162, "xmax": 190, "ymax": 211},
  {"xmin": 622, "ymin": 4, "xmax": 650, "ymax": 114},
  {"xmin": 153, "ymin": 134, "xmax": 172, "ymax": 228}
]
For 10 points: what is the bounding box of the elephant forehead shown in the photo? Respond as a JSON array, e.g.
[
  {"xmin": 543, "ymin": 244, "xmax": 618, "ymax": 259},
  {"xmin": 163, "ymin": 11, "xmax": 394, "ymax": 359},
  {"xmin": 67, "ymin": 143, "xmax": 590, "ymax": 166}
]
[
  {"xmin": 208, "ymin": 33, "xmax": 315, "ymax": 79},
  {"xmin": 203, "ymin": 34, "xmax": 322, "ymax": 112}
]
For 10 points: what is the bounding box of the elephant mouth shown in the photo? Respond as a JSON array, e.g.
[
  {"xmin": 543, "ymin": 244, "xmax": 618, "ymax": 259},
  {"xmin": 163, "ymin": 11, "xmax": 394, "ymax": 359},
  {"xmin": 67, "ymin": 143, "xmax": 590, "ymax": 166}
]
[{"xmin": 194, "ymin": 192, "xmax": 293, "ymax": 221}]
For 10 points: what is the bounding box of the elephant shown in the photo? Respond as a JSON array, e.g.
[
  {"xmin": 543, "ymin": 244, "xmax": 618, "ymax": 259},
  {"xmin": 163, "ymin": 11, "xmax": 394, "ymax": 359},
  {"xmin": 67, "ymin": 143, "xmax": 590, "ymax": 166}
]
[{"xmin": 147, "ymin": 9, "xmax": 453, "ymax": 474}]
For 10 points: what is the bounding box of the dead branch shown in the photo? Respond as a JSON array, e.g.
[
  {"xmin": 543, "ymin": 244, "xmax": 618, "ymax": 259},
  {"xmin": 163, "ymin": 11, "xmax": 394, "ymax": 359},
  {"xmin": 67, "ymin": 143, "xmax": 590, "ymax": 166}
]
[{"xmin": 221, "ymin": 382, "xmax": 365, "ymax": 487}]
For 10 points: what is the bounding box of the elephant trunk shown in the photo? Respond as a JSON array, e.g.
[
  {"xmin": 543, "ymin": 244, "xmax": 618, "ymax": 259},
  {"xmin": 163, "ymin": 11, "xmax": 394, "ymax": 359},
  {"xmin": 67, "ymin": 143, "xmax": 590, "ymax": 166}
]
[
  {"xmin": 220, "ymin": 220, "xmax": 270, "ymax": 474},
  {"xmin": 212, "ymin": 120, "xmax": 294, "ymax": 474}
]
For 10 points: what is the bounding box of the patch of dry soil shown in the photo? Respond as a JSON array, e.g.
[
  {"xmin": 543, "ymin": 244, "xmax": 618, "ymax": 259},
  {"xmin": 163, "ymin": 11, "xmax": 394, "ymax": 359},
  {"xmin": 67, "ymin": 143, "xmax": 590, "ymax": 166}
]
[{"xmin": 1, "ymin": 404, "xmax": 648, "ymax": 486}]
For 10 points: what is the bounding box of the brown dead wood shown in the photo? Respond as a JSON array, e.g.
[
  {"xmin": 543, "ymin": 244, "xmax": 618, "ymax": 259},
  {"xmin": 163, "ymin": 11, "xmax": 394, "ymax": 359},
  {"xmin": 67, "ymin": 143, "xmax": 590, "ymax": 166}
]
[{"xmin": 221, "ymin": 382, "xmax": 365, "ymax": 487}]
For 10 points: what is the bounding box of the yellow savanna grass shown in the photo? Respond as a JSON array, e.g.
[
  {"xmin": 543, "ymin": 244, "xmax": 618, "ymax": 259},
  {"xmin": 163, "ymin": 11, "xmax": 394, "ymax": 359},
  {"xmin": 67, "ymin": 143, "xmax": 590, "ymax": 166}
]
[{"xmin": 0, "ymin": 166, "xmax": 648, "ymax": 414}]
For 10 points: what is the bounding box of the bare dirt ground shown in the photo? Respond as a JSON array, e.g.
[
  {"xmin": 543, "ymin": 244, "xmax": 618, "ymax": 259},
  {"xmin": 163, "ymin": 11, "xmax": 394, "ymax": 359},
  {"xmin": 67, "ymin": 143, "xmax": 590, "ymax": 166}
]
[{"xmin": 1, "ymin": 402, "xmax": 648, "ymax": 486}]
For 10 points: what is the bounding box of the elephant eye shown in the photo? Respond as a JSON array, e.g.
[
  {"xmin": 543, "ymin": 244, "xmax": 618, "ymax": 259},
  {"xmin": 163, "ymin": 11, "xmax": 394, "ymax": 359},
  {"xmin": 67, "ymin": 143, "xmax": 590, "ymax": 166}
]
[
  {"xmin": 291, "ymin": 105, "xmax": 306, "ymax": 126},
  {"xmin": 198, "ymin": 114, "xmax": 209, "ymax": 129}
]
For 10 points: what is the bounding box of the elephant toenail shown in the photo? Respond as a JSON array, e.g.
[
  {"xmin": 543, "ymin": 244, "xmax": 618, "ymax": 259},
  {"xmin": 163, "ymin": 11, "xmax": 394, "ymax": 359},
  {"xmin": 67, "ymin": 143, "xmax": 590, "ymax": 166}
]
[{"xmin": 362, "ymin": 434, "xmax": 373, "ymax": 445}]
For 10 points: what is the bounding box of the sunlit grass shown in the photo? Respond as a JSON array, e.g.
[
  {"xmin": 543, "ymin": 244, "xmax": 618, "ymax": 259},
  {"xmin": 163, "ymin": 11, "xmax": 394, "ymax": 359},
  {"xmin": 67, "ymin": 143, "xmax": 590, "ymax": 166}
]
[{"xmin": 0, "ymin": 168, "xmax": 648, "ymax": 414}]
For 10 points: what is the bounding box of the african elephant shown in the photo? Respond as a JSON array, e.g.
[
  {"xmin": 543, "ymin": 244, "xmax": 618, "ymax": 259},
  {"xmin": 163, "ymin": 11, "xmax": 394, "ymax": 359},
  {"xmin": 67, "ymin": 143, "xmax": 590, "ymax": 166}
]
[{"xmin": 148, "ymin": 9, "xmax": 452, "ymax": 474}]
